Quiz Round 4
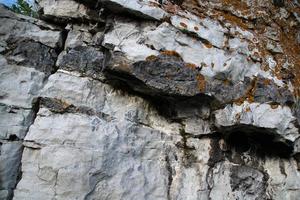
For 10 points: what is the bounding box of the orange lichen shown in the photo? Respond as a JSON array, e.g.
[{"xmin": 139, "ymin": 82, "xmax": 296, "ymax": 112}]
[
  {"xmin": 161, "ymin": 50, "xmax": 181, "ymax": 58},
  {"xmin": 196, "ymin": 74, "xmax": 206, "ymax": 92},
  {"xmin": 180, "ymin": 22, "xmax": 188, "ymax": 28},
  {"xmin": 222, "ymin": 0, "xmax": 249, "ymax": 11},
  {"xmin": 279, "ymin": 30, "xmax": 300, "ymax": 97},
  {"xmin": 185, "ymin": 63, "xmax": 197, "ymax": 69},
  {"xmin": 204, "ymin": 42, "xmax": 213, "ymax": 48},
  {"xmin": 219, "ymin": 12, "xmax": 249, "ymax": 30},
  {"xmin": 263, "ymin": 79, "xmax": 271, "ymax": 86},
  {"xmin": 233, "ymin": 77, "xmax": 258, "ymax": 105}
]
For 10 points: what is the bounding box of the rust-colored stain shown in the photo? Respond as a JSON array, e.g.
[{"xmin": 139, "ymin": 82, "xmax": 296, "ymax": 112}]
[
  {"xmin": 233, "ymin": 77, "xmax": 257, "ymax": 105},
  {"xmin": 172, "ymin": 0, "xmax": 300, "ymax": 101},
  {"xmin": 161, "ymin": 50, "xmax": 182, "ymax": 58},
  {"xmin": 196, "ymin": 74, "xmax": 206, "ymax": 92},
  {"xmin": 218, "ymin": 12, "xmax": 249, "ymax": 30},
  {"xmin": 146, "ymin": 55, "xmax": 158, "ymax": 61},
  {"xmin": 235, "ymin": 112, "xmax": 241, "ymax": 121},
  {"xmin": 245, "ymin": 107, "xmax": 251, "ymax": 112},
  {"xmin": 204, "ymin": 42, "xmax": 213, "ymax": 48},
  {"xmin": 223, "ymin": 79, "xmax": 231, "ymax": 86},
  {"xmin": 263, "ymin": 79, "xmax": 271, "ymax": 86},
  {"xmin": 185, "ymin": 63, "xmax": 197, "ymax": 69},
  {"xmin": 222, "ymin": 0, "xmax": 249, "ymax": 11},
  {"xmin": 180, "ymin": 22, "xmax": 188, "ymax": 28},
  {"xmin": 279, "ymin": 30, "xmax": 300, "ymax": 97}
]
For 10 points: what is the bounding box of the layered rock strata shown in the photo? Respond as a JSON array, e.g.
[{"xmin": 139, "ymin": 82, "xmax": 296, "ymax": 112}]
[{"xmin": 0, "ymin": 0, "xmax": 300, "ymax": 199}]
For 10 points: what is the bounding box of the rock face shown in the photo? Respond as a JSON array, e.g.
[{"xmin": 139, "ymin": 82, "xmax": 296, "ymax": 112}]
[{"xmin": 0, "ymin": 0, "xmax": 300, "ymax": 199}]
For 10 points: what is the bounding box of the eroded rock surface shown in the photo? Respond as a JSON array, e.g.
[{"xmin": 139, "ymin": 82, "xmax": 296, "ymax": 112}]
[{"xmin": 0, "ymin": 0, "xmax": 300, "ymax": 199}]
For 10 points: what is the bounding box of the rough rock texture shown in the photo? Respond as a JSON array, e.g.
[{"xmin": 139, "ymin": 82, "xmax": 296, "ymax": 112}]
[{"xmin": 1, "ymin": 0, "xmax": 300, "ymax": 199}]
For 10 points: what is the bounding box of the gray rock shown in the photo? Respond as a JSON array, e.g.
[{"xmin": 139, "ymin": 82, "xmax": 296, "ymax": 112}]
[
  {"xmin": 230, "ymin": 165, "xmax": 267, "ymax": 199},
  {"xmin": 214, "ymin": 101, "xmax": 299, "ymax": 143},
  {"xmin": 0, "ymin": 60, "xmax": 46, "ymax": 109},
  {"xmin": 0, "ymin": 2, "xmax": 299, "ymax": 200},
  {"xmin": 0, "ymin": 104, "xmax": 35, "ymax": 140},
  {"xmin": 100, "ymin": 0, "xmax": 168, "ymax": 20},
  {"xmin": 14, "ymin": 107, "xmax": 179, "ymax": 200},
  {"xmin": 57, "ymin": 46, "xmax": 104, "ymax": 78},
  {"xmin": 37, "ymin": 0, "xmax": 100, "ymax": 22},
  {"xmin": 0, "ymin": 5, "xmax": 63, "ymax": 49},
  {"xmin": 0, "ymin": 141, "xmax": 23, "ymax": 200},
  {"xmin": 5, "ymin": 40, "xmax": 58, "ymax": 75}
]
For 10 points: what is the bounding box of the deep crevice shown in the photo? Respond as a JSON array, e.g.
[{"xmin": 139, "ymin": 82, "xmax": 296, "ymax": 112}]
[{"xmin": 222, "ymin": 125, "xmax": 294, "ymax": 158}]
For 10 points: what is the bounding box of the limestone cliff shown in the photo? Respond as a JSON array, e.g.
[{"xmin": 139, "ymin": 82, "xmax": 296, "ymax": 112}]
[{"xmin": 0, "ymin": 0, "xmax": 300, "ymax": 199}]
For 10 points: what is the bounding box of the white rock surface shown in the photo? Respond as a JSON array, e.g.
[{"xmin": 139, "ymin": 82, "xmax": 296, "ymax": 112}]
[
  {"xmin": 37, "ymin": 0, "xmax": 99, "ymax": 21},
  {"xmin": 0, "ymin": 62, "xmax": 46, "ymax": 109},
  {"xmin": 0, "ymin": 2, "xmax": 300, "ymax": 200},
  {"xmin": 100, "ymin": 0, "xmax": 168, "ymax": 20},
  {"xmin": 0, "ymin": 141, "xmax": 23, "ymax": 200},
  {"xmin": 14, "ymin": 107, "xmax": 179, "ymax": 200},
  {"xmin": 0, "ymin": 105, "xmax": 34, "ymax": 140},
  {"xmin": 0, "ymin": 5, "xmax": 62, "ymax": 48},
  {"xmin": 214, "ymin": 102, "xmax": 299, "ymax": 142}
]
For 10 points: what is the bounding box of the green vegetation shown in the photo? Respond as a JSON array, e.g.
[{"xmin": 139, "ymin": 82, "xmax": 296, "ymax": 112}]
[{"xmin": 11, "ymin": 0, "xmax": 37, "ymax": 17}]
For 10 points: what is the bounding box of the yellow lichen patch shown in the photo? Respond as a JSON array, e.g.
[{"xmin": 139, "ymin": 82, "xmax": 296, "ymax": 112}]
[
  {"xmin": 161, "ymin": 50, "xmax": 182, "ymax": 58},
  {"xmin": 196, "ymin": 74, "xmax": 206, "ymax": 92},
  {"xmin": 146, "ymin": 55, "xmax": 158, "ymax": 61},
  {"xmin": 185, "ymin": 63, "xmax": 197, "ymax": 69}
]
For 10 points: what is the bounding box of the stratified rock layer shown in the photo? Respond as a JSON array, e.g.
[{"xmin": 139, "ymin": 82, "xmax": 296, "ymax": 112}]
[{"xmin": 0, "ymin": 0, "xmax": 300, "ymax": 200}]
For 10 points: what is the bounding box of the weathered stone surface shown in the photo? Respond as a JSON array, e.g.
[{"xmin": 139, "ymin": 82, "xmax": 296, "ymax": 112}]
[
  {"xmin": 0, "ymin": 60, "xmax": 46, "ymax": 109},
  {"xmin": 37, "ymin": 0, "xmax": 100, "ymax": 22},
  {"xmin": 214, "ymin": 101, "xmax": 299, "ymax": 143},
  {"xmin": 100, "ymin": 0, "xmax": 168, "ymax": 20},
  {"xmin": 5, "ymin": 40, "xmax": 58, "ymax": 75},
  {"xmin": 0, "ymin": 104, "xmax": 34, "ymax": 140},
  {"xmin": 0, "ymin": 5, "xmax": 63, "ymax": 49},
  {"xmin": 14, "ymin": 107, "xmax": 179, "ymax": 200},
  {"xmin": 1, "ymin": 1, "xmax": 300, "ymax": 200},
  {"xmin": 57, "ymin": 46, "xmax": 104, "ymax": 78},
  {"xmin": 0, "ymin": 141, "xmax": 23, "ymax": 200}
]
